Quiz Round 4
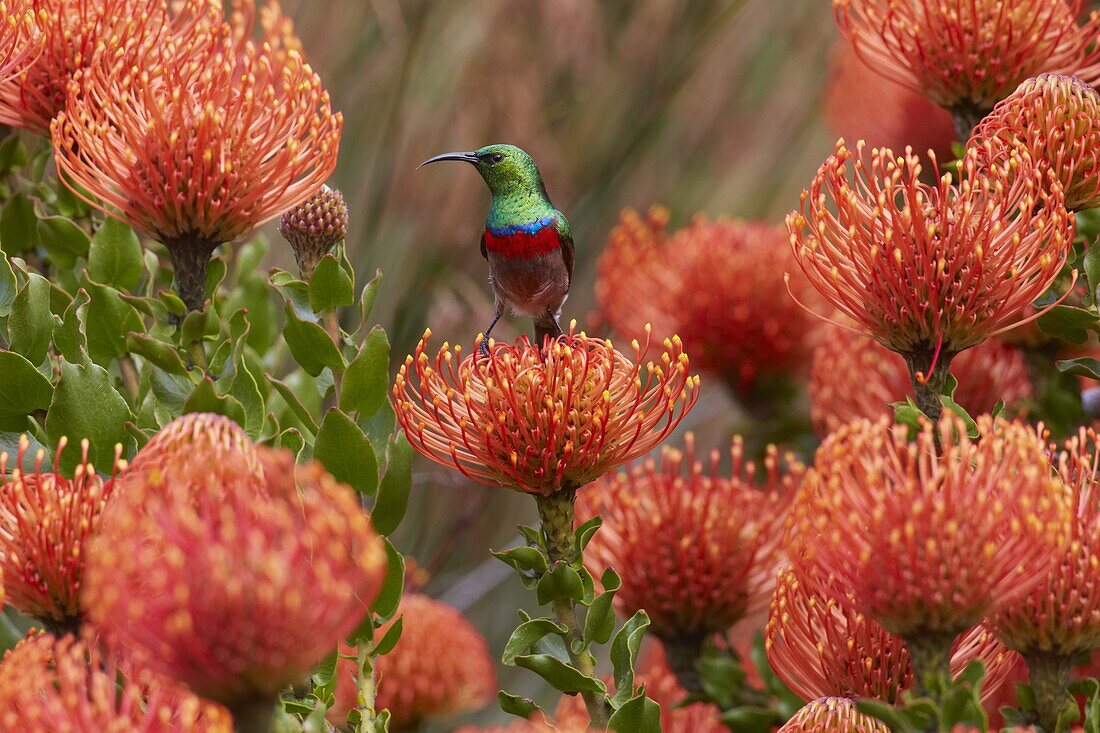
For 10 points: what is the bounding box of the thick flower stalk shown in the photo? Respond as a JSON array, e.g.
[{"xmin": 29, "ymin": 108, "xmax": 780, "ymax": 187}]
[
  {"xmin": 279, "ymin": 184, "xmax": 349, "ymax": 278},
  {"xmin": 0, "ymin": 2, "xmax": 43, "ymax": 88},
  {"xmin": 767, "ymin": 566, "xmax": 1021, "ymax": 705},
  {"xmin": 577, "ymin": 434, "xmax": 799, "ymax": 690},
  {"xmin": 809, "ymin": 325, "xmax": 1032, "ymax": 437},
  {"xmin": 596, "ymin": 207, "xmax": 817, "ymax": 395},
  {"xmin": 0, "ymin": 436, "xmax": 118, "ymax": 632},
  {"xmin": 84, "ymin": 425, "xmax": 386, "ymax": 731},
  {"xmin": 990, "ymin": 428, "xmax": 1100, "ymax": 728},
  {"xmin": 0, "ymin": 631, "xmax": 231, "ymax": 731},
  {"xmin": 824, "ymin": 41, "xmax": 956, "ymax": 161},
  {"xmin": 787, "ymin": 416, "xmax": 1069, "ymax": 689},
  {"xmin": 833, "ymin": 0, "xmax": 1100, "ymax": 137},
  {"xmin": 393, "ymin": 325, "xmax": 699, "ymax": 497},
  {"xmin": 970, "ymin": 74, "xmax": 1100, "ymax": 212},
  {"xmin": 52, "ymin": 0, "xmax": 342, "ymax": 311},
  {"xmin": 777, "ymin": 696, "xmax": 889, "ymax": 733},
  {"xmin": 788, "ymin": 141, "xmax": 1073, "ymax": 420}
]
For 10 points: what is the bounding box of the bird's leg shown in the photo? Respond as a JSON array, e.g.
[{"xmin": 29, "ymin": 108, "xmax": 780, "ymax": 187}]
[
  {"xmin": 480, "ymin": 299, "xmax": 506, "ymax": 357},
  {"xmin": 534, "ymin": 308, "xmax": 564, "ymax": 354}
]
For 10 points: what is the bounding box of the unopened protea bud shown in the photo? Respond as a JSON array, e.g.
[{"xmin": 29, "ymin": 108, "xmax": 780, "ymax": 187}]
[{"xmin": 279, "ymin": 185, "xmax": 349, "ymax": 278}]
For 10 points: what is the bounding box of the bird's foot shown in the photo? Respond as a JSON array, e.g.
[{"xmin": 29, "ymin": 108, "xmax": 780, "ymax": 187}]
[{"xmin": 478, "ymin": 337, "xmax": 490, "ymax": 358}]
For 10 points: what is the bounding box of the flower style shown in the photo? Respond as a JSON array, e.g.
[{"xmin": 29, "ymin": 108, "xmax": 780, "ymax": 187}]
[
  {"xmin": 52, "ymin": 0, "xmax": 342, "ymax": 310},
  {"xmin": 788, "ymin": 141, "xmax": 1072, "ymax": 413},
  {"xmin": 577, "ymin": 435, "xmax": 798, "ymax": 646},
  {"xmin": 824, "ymin": 41, "xmax": 956, "ymax": 161},
  {"xmin": 766, "ymin": 565, "xmax": 1021, "ymax": 704},
  {"xmin": 0, "ymin": 436, "xmax": 118, "ymax": 631},
  {"xmin": 84, "ymin": 439, "xmax": 386, "ymax": 717},
  {"xmin": 833, "ymin": 0, "xmax": 1100, "ymax": 134},
  {"xmin": 0, "ymin": 631, "xmax": 231, "ymax": 732},
  {"xmin": 0, "ymin": 2, "xmax": 43, "ymax": 88},
  {"xmin": 777, "ymin": 697, "xmax": 889, "ymax": 733},
  {"xmin": 393, "ymin": 325, "xmax": 699, "ymax": 495},
  {"xmin": 596, "ymin": 207, "xmax": 818, "ymax": 393},
  {"xmin": 969, "ymin": 74, "xmax": 1100, "ymax": 212},
  {"xmin": 787, "ymin": 415, "xmax": 1069, "ymax": 639},
  {"xmin": 808, "ymin": 325, "xmax": 1032, "ymax": 437}
]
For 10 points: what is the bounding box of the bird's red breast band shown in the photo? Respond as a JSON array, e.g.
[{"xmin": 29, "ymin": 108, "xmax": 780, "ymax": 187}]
[{"xmin": 483, "ymin": 223, "xmax": 562, "ymax": 259}]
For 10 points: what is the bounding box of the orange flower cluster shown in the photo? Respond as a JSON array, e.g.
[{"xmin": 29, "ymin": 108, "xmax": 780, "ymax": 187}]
[
  {"xmin": 578, "ymin": 435, "xmax": 798, "ymax": 643},
  {"xmin": 597, "ymin": 207, "xmax": 818, "ymax": 393},
  {"xmin": 809, "ymin": 325, "xmax": 1033, "ymax": 437},
  {"xmin": 51, "ymin": 0, "xmax": 342, "ymax": 310},
  {"xmin": 0, "ymin": 631, "xmax": 231, "ymax": 731},
  {"xmin": 970, "ymin": 74, "xmax": 1100, "ymax": 212},
  {"xmin": 0, "ymin": 436, "xmax": 119, "ymax": 630},
  {"xmin": 393, "ymin": 327, "xmax": 699, "ymax": 495},
  {"xmin": 787, "ymin": 416, "xmax": 1069, "ymax": 638},
  {"xmin": 0, "ymin": 1, "xmax": 42, "ymax": 88},
  {"xmin": 84, "ymin": 414, "xmax": 386, "ymax": 713},
  {"xmin": 834, "ymin": 0, "xmax": 1100, "ymax": 129},
  {"xmin": 787, "ymin": 141, "xmax": 1074, "ymax": 371}
]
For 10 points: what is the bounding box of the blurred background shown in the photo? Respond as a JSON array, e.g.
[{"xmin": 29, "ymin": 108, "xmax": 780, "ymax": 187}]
[{"xmin": 277, "ymin": 0, "xmax": 845, "ymax": 727}]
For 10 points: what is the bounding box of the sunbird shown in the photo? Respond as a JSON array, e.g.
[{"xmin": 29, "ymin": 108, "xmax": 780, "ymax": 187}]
[{"xmin": 419, "ymin": 144, "xmax": 574, "ymax": 355}]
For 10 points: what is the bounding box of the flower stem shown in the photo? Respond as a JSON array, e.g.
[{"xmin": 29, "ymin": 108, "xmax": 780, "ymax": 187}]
[
  {"xmin": 535, "ymin": 489, "xmax": 612, "ymax": 729},
  {"xmin": 950, "ymin": 103, "xmax": 985, "ymax": 143},
  {"xmin": 1026, "ymin": 652, "xmax": 1071, "ymax": 732},
  {"xmin": 324, "ymin": 309, "xmax": 344, "ymax": 412},
  {"xmin": 904, "ymin": 349, "xmax": 954, "ymax": 425},
  {"xmin": 355, "ymin": 643, "xmax": 379, "ymax": 730},
  {"xmin": 227, "ymin": 696, "xmax": 275, "ymax": 733},
  {"xmin": 661, "ymin": 633, "xmax": 705, "ymax": 695},
  {"xmin": 903, "ymin": 630, "xmax": 956, "ymax": 700}
]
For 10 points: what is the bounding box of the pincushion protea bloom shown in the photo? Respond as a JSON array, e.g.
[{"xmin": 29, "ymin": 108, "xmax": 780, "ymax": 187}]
[
  {"xmin": 970, "ymin": 74, "xmax": 1100, "ymax": 212},
  {"xmin": 0, "ymin": 2, "xmax": 43, "ymax": 88},
  {"xmin": 0, "ymin": 436, "xmax": 119, "ymax": 631},
  {"xmin": 393, "ymin": 325, "xmax": 699, "ymax": 496},
  {"xmin": 788, "ymin": 141, "xmax": 1073, "ymax": 419},
  {"xmin": 809, "ymin": 325, "xmax": 1032, "ymax": 437},
  {"xmin": 120, "ymin": 412, "xmax": 262, "ymax": 489},
  {"xmin": 787, "ymin": 416, "xmax": 1069, "ymax": 678},
  {"xmin": 596, "ymin": 207, "xmax": 818, "ymax": 394},
  {"xmin": 0, "ymin": 631, "xmax": 231, "ymax": 731},
  {"xmin": 834, "ymin": 0, "xmax": 1100, "ymax": 136},
  {"xmin": 824, "ymin": 42, "xmax": 955, "ymax": 161},
  {"xmin": 577, "ymin": 435, "xmax": 798, "ymax": 671},
  {"xmin": 778, "ymin": 697, "xmax": 889, "ymax": 733},
  {"xmin": 84, "ymin": 439, "xmax": 386, "ymax": 726},
  {"xmin": 52, "ymin": 0, "xmax": 342, "ymax": 310},
  {"xmin": 767, "ymin": 566, "xmax": 1021, "ymax": 704}
]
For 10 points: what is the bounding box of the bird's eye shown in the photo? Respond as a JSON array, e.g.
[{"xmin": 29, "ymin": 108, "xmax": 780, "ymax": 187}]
[{"xmin": 491, "ymin": 153, "xmax": 504, "ymax": 163}]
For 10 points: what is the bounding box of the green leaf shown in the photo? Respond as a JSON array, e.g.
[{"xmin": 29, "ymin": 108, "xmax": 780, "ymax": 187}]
[
  {"xmin": 373, "ymin": 617, "xmax": 403, "ymax": 656},
  {"xmin": 697, "ymin": 648, "xmax": 747, "ymax": 709},
  {"xmin": 1058, "ymin": 357, "xmax": 1100, "ymax": 380},
  {"xmin": 503, "ymin": 617, "xmax": 567, "ymax": 667},
  {"xmin": 83, "ymin": 281, "xmax": 144, "ymax": 367},
  {"xmin": 282, "ymin": 303, "xmax": 344, "ymax": 377},
  {"xmin": 205, "ymin": 256, "xmax": 227, "ymax": 301},
  {"xmin": 856, "ymin": 699, "xmax": 914, "ymax": 732},
  {"xmin": 313, "ymin": 409, "xmax": 377, "ymax": 495},
  {"xmin": 1037, "ymin": 304, "xmax": 1100, "ymax": 345},
  {"xmin": 309, "ymin": 254, "xmax": 355, "ymax": 312},
  {"xmin": 721, "ymin": 706, "xmax": 782, "ymax": 733},
  {"xmin": 584, "ymin": 568, "xmax": 622, "ymax": 646},
  {"xmin": 9, "ymin": 272, "xmax": 53, "ymax": 364},
  {"xmin": 312, "ymin": 650, "xmax": 339, "ymax": 688},
  {"xmin": 536, "ymin": 561, "xmax": 585, "ymax": 605},
  {"xmin": 180, "ymin": 306, "xmax": 219, "ymax": 345},
  {"xmin": 88, "ymin": 218, "xmax": 142, "ymax": 290},
  {"xmin": 372, "ymin": 432, "xmax": 411, "ymax": 535},
  {"xmin": 491, "ymin": 546, "xmax": 549, "ymax": 577},
  {"xmin": 182, "ymin": 379, "xmax": 247, "ymax": 427},
  {"xmin": 1086, "ymin": 245, "xmax": 1100, "ymax": 306},
  {"xmin": 941, "ymin": 393, "xmax": 979, "ymax": 440},
  {"xmin": 0, "ymin": 250, "xmax": 17, "ymax": 316},
  {"xmin": 498, "ymin": 691, "xmax": 545, "ymax": 720},
  {"xmin": 268, "ymin": 377, "xmax": 320, "ymax": 436},
  {"xmin": 358, "ymin": 269, "xmax": 382, "ymax": 327},
  {"xmin": 514, "ymin": 654, "xmax": 605, "ymax": 694},
  {"xmin": 37, "ymin": 215, "xmax": 90, "ymax": 268},
  {"xmin": 0, "ymin": 135, "xmax": 26, "ymax": 174},
  {"xmin": 0, "ymin": 192, "xmax": 39, "ymax": 253},
  {"xmin": 45, "ymin": 359, "xmax": 132, "ymax": 474},
  {"xmin": 53, "ymin": 288, "xmax": 90, "ymax": 363},
  {"xmin": 608, "ymin": 694, "xmax": 661, "ymax": 733},
  {"xmin": 370, "ymin": 539, "xmax": 404, "ymax": 618},
  {"xmin": 576, "ymin": 516, "xmax": 603, "ymax": 554},
  {"xmin": 0, "ymin": 351, "xmax": 52, "ymax": 419},
  {"xmin": 340, "ymin": 327, "xmax": 390, "ymax": 418},
  {"xmin": 609, "ymin": 611, "xmax": 650, "ymax": 708},
  {"xmin": 125, "ymin": 333, "xmax": 187, "ymax": 375},
  {"xmin": 278, "ymin": 427, "xmax": 304, "ymax": 459}
]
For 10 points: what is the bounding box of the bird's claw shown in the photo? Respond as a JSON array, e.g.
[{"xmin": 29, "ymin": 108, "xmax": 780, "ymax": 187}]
[{"xmin": 478, "ymin": 337, "xmax": 490, "ymax": 358}]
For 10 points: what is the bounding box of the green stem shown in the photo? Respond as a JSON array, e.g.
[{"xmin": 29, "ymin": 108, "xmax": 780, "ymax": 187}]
[
  {"xmin": 1026, "ymin": 652, "xmax": 1071, "ymax": 732},
  {"xmin": 903, "ymin": 631, "xmax": 957, "ymax": 700},
  {"xmin": 355, "ymin": 642, "xmax": 379, "ymax": 730},
  {"xmin": 535, "ymin": 489, "xmax": 611, "ymax": 729},
  {"xmin": 904, "ymin": 349, "xmax": 955, "ymax": 426},
  {"xmin": 660, "ymin": 633, "xmax": 705, "ymax": 696},
  {"xmin": 324, "ymin": 309, "xmax": 344, "ymax": 412},
  {"xmin": 227, "ymin": 696, "xmax": 275, "ymax": 733}
]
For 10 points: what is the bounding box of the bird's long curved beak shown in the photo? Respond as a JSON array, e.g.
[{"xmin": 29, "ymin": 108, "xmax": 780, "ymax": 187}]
[{"xmin": 417, "ymin": 151, "xmax": 480, "ymax": 169}]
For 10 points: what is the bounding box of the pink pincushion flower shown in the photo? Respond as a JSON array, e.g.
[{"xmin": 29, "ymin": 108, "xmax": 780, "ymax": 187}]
[{"xmin": 778, "ymin": 697, "xmax": 889, "ymax": 733}]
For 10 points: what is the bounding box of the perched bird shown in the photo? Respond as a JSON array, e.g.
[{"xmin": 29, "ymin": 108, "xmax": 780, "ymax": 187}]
[{"xmin": 419, "ymin": 144, "xmax": 574, "ymax": 354}]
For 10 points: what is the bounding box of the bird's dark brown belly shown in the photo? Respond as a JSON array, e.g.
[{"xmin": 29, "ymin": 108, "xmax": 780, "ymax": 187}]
[{"xmin": 487, "ymin": 250, "xmax": 570, "ymax": 316}]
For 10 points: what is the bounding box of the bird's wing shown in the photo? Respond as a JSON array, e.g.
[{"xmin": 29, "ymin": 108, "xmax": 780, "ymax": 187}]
[
  {"xmin": 555, "ymin": 211, "xmax": 575, "ymax": 285},
  {"xmin": 480, "ymin": 230, "xmax": 488, "ymax": 260}
]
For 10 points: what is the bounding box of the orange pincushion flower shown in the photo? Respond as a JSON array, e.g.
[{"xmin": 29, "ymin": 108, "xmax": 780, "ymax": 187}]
[
  {"xmin": 0, "ymin": 631, "xmax": 231, "ymax": 732},
  {"xmin": 824, "ymin": 41, "xmax": 956, "ymax": 161},
  {"xmin": 577, "ymin": 434, "xmax": 798, "ymax": 642},
  {"xmin": 596, "ymin": 208, "xmax": 818, "ymax": 392},
  {"xmin": 788, "ymin": 141, "xmax": 1074, "ymax": 369},
  {"xmin": 970, "ymin": 74, "xmax": 1100, "ymax": 212},
  {"xmin": 787, "ymin": 416, "xmax": 1070, "ymax": 638},
  {"xmin": 393, "ymin": 326, "xmax": 700, "ymax": 495},
  {"xmin": 371, "ymin": 593, "xmax": 496, "ymax": 728},
  {"xmin": 51, "ymin": 0, "xmax": 342, "ymax": 310},
  {"xmin": 767, "ymin": 566, "xmax": 1022, "ymax": 704},
  {"xmin": 991, "ymin": 428, "xmax": 1100, "ymax": 657},
  {"xmin": 0, "ymin": 2, "xmax": 43, "ymax": 88},
  {"xmin": 84, "ymin": 441, "xmax": 386, "ymax": 710},
  {"xmin": 809, "ymin": 325, "xmax": 1032, "ymax": 437},
  {"xmin": 778, "ymin": 697, "xmax": 889, "ymax": 733},
  {"xmin": 120, "ymin": 412, "xmax": 262, "ymax": 489},
  {"xmin": 833, "ymin": 0, "xmax": 1100, "ymax": 126},
  {"xmin": 0, "ymin": 436, "xmax": 118, "ymax": 630}
]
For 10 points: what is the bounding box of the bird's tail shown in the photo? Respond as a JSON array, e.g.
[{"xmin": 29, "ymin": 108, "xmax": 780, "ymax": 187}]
[{"xmin": 534, "ymin": 314, "xmax": 563, "ymax": 349}]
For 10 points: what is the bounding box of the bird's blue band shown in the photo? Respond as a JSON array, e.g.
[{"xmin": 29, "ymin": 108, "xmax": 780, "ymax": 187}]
[{"xmin": 486, "ymin": 215, "xmax": 555, "ymax": 236}]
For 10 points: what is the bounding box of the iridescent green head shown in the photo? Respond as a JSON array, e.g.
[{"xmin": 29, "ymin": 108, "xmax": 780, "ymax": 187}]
[{"xmin": 419, "ymin": 144, "xmax": 547, "ymax": 199}]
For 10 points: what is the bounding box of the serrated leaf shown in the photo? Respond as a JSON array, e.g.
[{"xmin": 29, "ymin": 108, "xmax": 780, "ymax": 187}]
[
  {"xmin": 372, "ymin": 433, "xmax": 411, "ymax": 535},
  {"xmin": 283, "ymin": 303, "xmax": 344, "ymax": 377},
  {"xmin": 45, "ymin": 359, "xmax": 132, "ymax": 474},
  {"xmin": 502, "ymin": 618, "xmax": 567, "ymax": 666},
  {"xmin": 609, "ymin": 611, "xmax": 650, "ymax": 707},
  {"xmin": 0, "ymin": 192, "xmax": 38, "ymax": 253},
  {"xmin": 608, "ymin": 694, "xmax": 661, "ymax": 733},
  {"xmin": 314, "ymin": 408, "xmax": 377, "ymax": 495},
  {"xmin": 88, "ymin": 218, "xmax": 142, "ymax": 290},
  {"xmin": 0, "ymin": 351, "xmax": 52, "ymax": 419},
  {"xmin": 584, "ymin": 568, "xmax": 622, "ymax": 646},
  {"xmin": 340, "ymin": 327, "xmax": 390, "ymax": 418},
  {"xmin": 37, "ymin": 215, "xmax": 90, "ymax": 268},
  {"xmin": 514, "ymin": 654, "xmax": 605, "ymax": 694},
  {"xmin": 9, "ymin": 272, "xmax": 53, "ymax": 364},
  {"xmin": 309, "ymin": 254, "xmax": 355, "ymax": 312}
]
